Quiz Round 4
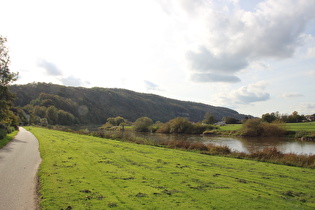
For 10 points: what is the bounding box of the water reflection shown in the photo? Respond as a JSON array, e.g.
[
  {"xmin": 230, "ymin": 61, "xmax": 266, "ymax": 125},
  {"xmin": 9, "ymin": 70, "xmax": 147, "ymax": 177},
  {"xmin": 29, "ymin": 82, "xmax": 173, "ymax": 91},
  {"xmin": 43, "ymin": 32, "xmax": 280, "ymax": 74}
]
[{"xmin": 100, "ymin": 130, "xmax": 315, "ymax": 155}]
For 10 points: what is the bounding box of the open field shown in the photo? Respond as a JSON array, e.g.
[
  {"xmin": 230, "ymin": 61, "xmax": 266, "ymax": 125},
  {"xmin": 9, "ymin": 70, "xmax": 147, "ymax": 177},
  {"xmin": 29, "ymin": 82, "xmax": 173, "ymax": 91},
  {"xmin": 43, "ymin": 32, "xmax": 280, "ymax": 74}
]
[
  {"xmin": 285, "ymin": 122, "xmax": 315, "ymax": 132},
  {"xmin": 0, "ymin": 130, "xmax": 18, "ymax": 149},
  {"xmin": 28, "ymin": 127, "xmax": 315, "ymax": 209},
  {"xmin": 219, "ymin": 121, "xmax": 315, "ymax": 132},
  {"xmin": 218, "ymin": 124, "xmax": 242, "ymax": 131}
]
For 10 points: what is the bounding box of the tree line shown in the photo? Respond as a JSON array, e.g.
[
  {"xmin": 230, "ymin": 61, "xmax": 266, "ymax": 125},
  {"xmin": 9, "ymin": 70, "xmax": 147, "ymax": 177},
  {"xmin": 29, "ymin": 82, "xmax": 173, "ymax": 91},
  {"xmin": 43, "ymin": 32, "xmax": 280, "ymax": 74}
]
[
  {"xmin": 262, "ymin": 111, "xmax": 315, "ymax": 123},
  {"xmin": 98, "ymin": 113, "xmax": 239, "ymax": 135}
]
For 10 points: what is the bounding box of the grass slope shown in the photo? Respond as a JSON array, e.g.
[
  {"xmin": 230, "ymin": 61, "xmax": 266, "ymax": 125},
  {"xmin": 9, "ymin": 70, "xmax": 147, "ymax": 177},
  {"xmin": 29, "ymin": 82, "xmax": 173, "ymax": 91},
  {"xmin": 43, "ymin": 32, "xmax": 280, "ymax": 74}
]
[{"xmin": 29, "ymin": 127, "xmax": 315, "ymax": 209}]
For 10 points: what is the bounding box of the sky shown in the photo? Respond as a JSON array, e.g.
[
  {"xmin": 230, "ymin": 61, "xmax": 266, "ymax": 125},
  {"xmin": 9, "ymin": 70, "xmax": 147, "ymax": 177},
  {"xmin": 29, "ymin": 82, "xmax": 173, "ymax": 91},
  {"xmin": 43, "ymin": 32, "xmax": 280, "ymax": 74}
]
[{"xmin": 1, "ymin": 0, "xmax": 315, "ymax": 117}]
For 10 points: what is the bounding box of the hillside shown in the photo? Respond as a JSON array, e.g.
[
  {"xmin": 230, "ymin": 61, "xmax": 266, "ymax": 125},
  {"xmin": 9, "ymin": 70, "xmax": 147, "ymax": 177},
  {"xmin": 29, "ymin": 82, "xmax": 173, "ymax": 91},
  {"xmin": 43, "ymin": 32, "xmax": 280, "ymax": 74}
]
[{"xmin": 9, "ymin": 82, "xmax": 250, "ymax": 124}]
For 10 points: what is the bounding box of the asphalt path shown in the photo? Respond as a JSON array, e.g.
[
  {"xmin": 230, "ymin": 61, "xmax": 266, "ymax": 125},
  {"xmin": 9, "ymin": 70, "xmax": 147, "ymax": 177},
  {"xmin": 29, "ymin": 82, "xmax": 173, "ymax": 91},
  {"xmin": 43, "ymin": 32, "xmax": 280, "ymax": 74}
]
[{"xmin": 0, "ymin": 127, "xmax": 41, "ymax": 210}]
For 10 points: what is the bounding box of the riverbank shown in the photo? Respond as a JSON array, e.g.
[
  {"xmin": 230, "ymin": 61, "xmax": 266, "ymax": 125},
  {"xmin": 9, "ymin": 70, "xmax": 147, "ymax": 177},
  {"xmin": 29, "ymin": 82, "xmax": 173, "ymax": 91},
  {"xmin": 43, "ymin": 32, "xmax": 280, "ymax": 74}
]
[
  {"xmin": 38, "ymin": 125, "xmax": 315, "ymax": 168},
  {"xmin": 28, "ymin": 127, "xmax": 315, "ymax": 209}
]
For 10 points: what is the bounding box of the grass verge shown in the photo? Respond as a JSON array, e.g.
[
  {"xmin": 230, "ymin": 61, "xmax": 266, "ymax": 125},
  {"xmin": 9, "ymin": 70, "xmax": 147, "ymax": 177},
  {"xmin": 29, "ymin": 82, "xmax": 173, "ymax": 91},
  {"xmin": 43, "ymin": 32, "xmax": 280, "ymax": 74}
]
[
  {"xmin": 29, "ymin": 127, "xmax": 315, "ymax": 209},
  {"xmin": 0, "ymin": 130, "xmax": 18, "ymax": 149},
  {"xmin": 285, "ymin": 122, "xmax": 315, "ymax": 132}
]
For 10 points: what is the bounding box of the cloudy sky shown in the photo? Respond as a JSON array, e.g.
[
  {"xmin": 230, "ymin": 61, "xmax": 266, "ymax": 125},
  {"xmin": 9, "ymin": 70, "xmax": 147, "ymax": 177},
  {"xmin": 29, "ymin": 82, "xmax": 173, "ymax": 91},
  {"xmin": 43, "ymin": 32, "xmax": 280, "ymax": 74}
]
[{"xmin": 1, "ymin": 0, "xmax": 315, "ymax": 117}]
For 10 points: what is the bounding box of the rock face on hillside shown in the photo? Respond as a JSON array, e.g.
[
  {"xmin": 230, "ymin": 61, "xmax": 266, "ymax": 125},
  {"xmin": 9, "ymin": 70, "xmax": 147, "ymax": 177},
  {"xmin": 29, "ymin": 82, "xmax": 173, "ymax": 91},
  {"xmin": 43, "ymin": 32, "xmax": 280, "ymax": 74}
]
[{"xmin": 9, "ymin": 83, "xmax": 250, "ymax": 124}]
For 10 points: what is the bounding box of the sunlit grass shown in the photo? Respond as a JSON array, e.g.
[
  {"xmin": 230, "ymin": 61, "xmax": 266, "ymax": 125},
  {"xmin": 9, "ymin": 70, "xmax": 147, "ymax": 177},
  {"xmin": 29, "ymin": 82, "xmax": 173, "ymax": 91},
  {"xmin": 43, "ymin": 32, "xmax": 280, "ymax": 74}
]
[
  {"xmin": 218, "ymin": 124, "xmax": 242, "ymax": 131},
  {"xmin": 0, "ymin": 130, "xmax": 18, "ymax": 149},
  {"xmin": 220, "ymin": 122, "xmax": 315, "ymax": 132},
  {"xmin": 285, "ymin": 121, "xmax": 315, "ymax": 132},
  {"xmin": 29, "ymin": 127, "xmax": 315, "ymax": 209}
]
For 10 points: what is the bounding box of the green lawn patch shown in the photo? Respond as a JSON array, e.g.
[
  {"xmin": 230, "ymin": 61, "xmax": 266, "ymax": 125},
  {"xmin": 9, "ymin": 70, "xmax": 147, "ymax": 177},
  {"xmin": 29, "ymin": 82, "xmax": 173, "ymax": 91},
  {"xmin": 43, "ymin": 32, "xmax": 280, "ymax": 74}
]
[
  {"xmin": 0, "ymin": 130, "xmax": 18, "ymax": 149},
  {"xmin": 221, "ymin": 122, "xmax": 315, "ymax": 132},
  {"xmin": 285, "ymin": 122, "xmax": 315, "ymax": 132},
  {"xmin": 29, "ymin": 127, "xmax": 315, "ymax": 209},
  {"xmin": 218, "ymin": 124, "xmax": 242, "ymax": 131}
]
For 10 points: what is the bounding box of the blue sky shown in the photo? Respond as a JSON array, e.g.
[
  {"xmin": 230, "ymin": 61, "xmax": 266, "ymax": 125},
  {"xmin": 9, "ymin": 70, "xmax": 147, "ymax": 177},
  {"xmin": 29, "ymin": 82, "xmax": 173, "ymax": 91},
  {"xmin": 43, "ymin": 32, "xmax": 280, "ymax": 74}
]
[{"xmin": 1, "ymin": 0, "xmax": 315, "ymax": 117}]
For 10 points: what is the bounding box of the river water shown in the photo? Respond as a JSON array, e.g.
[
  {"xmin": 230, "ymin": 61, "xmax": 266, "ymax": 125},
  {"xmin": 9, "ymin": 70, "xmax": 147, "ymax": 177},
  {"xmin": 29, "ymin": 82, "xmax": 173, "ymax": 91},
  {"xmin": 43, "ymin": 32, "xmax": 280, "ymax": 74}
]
[{"xmin": 105, "ymin": 131, "xmax": 315, "ymax": 155}]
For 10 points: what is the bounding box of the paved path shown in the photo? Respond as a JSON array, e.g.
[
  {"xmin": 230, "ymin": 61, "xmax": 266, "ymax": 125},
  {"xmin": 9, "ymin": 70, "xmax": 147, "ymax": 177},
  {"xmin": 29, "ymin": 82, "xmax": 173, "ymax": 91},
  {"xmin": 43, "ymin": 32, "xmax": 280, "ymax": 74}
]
[{"xmin": 0, "ymin": 127, "xmax": 42, "ymax": 210}]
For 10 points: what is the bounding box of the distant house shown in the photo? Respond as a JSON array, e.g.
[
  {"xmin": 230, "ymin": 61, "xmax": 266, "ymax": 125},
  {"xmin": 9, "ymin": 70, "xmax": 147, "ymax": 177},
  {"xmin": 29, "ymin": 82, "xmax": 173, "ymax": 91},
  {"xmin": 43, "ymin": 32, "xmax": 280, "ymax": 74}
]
[
  {"xmin": 214, "ymin": 121, "xmax": 226, "ymax": 126},
  {"xmin": 305, "ymin": 115, "xmax": 315, "ymax": 121}
]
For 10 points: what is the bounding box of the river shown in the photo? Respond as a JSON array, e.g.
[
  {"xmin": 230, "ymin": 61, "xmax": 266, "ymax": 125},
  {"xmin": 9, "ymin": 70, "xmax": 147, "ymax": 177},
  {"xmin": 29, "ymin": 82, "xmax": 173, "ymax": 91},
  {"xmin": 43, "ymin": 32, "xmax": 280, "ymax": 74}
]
[{"xmin": 101, "ymin": 130, "xmax": 315, "ymax": 155}]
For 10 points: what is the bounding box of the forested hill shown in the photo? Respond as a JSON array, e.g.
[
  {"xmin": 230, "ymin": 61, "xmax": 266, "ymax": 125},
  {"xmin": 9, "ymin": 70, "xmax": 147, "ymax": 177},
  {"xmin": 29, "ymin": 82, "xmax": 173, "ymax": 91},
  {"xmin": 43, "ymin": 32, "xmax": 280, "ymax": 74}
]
[{"xmin": 9, "ymin": 83, "xmax": 250, "ymax": 124}]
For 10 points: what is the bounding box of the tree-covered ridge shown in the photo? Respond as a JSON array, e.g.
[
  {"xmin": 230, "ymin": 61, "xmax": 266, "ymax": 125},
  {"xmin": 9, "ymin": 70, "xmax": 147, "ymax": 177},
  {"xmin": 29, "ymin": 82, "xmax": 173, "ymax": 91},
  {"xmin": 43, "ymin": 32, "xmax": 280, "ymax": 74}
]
[{"xmin": 9, "ymin": 82, "xmax": 250, "ymax": 125}]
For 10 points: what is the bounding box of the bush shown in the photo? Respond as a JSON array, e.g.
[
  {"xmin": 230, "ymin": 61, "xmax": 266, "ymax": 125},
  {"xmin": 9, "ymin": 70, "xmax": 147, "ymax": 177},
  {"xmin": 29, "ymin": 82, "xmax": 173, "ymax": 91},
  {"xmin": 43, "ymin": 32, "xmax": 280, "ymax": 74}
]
[
  {"xmin": 0, "ymin": 129, "xmax": 7, "ymax": 139},
  {"xmin": 157, "ymin": 118, "xmax": 215, "ymax": 134},
  {"xmin": 295, "ymin": 130, "xmax": 311, "ymax": 138},
  {"xmin": 133, "ymin": 117, "xmax": 153, "ymax": 132},
  {"xmin": 205, "ymin": 144, "xmax": 231, "ymax": 155},
  {"xmin": 240, "ymin": 119, "xmax": 286, "ymax": 137},
  {"xmin": 6, "ymin": 126, "xmax": 15, "ymax": 134},
  {"xmin": 189, "ymin": 123, "xmax": 216, "ymax": 134}
]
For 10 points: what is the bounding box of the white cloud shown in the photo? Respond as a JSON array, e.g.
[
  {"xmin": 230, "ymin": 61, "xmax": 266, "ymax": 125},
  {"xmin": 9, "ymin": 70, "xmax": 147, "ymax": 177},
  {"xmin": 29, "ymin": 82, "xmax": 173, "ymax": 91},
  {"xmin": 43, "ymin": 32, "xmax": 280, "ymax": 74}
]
[
  {"xmin": 282, "ymin": 92, "xmax": 304, "ymax": 98},
  {"xmin": 191, "ymin": 73, "xmax": 240, "ymax": 83},
  {"xmin": 215, "ymin": 81, "xmax": 270, "ymax": 105},
  {"xmin": 158, "ymin": 0, "xmax": 315, "ymax": 83},
  {"xmin": 59, "ymin": 76, "xmax": 90, "ymax": 87},
  {"xmin": 307, "ymin": 47, "xmax": 315, "ymax": 58},
  {"xmin": 296, "ymin": 103, "xmax": 315, "ymax": 115},
  {"xmin": 307, "ymin": 70, "xmax": 315, "ymax": 77},
  {"xmin": 144, "ymin": 80, "xmax": 161, "ymax": 91},
  {"xmin": 37, "ymin": 59, "xmax": 63, "ymax": 76}
]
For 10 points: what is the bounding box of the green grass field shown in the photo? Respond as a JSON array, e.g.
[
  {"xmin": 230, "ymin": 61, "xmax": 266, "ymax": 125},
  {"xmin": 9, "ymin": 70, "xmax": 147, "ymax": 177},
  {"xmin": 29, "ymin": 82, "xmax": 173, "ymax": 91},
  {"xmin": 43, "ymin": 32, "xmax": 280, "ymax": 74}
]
[
  {"xmin": 220, "ymin": 121, "xmax": 315, "ymax": 132},
  {"xmin": 28, "ymin": 127, "xmax": 315, "ymax": 209},
  {"xmin": 218, "ymin": 124, "xmax": 242, "ymax": 131},
  {"xmin": 285, "ymin": 122, "xmax": 315, "ymax": 132}
]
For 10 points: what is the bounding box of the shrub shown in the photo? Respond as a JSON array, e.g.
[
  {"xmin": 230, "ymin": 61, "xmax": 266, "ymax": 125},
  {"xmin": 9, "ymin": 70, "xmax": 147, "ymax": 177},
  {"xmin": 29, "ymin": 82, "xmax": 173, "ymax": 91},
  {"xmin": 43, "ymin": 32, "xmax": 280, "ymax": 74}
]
[
  {"xmin": 133, "ymin": 117, "xmax": 153, "ymax": 132},
  {"xmin": 7, "ymin": 126, "xmax": 15, "ymax": 134},
  {"xmin": 240, "ymin": 119, "xmax": 286, "ymax": 137},
  {"xmin": 169, "ymin": 117, "xmax": 192, "ymax": 134},
  {"xmin": 189, "ymin": 123, "xmax": 216, "ymax": 134},
  {"xmin": 0, "ymin": 129, "xmax": 7, "ymax": 139},
  {"xmin": 188, "ymin": 142, "xmax": 208, "ymax": 151},
  {"xmin": 157, "ymin": 118, "xmax": 215, "ymax": 134},
  {"xmin": 249, "ymin": 147, "xmax": 284, "ymax": 160},
  {"xmin": 295, "ymin": 130, "xmax": 311, "ymax": 138},
  {"xmin": 205, "ymin": 144, "xmax": 231, "ymax": 155}
]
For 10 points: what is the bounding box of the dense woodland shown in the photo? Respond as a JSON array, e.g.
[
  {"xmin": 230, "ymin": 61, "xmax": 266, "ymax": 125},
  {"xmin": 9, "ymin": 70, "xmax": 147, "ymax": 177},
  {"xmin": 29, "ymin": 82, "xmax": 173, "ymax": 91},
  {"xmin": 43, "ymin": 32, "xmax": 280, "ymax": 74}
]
[{"xmin": 9, "ymin": 82, "xmax": 250, "ymax": 126}]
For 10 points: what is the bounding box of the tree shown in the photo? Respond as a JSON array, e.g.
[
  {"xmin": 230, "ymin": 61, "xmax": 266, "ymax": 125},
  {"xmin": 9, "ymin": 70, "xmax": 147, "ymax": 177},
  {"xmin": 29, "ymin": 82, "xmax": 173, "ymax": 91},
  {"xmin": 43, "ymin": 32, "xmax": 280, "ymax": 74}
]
[
  {"xmin": 240, "ymin": 118, "xmax": 286, "ymax": 137},
  {"xmin": 57, "ymin": 110, "xmax": 75, "ymax": 125},
  {"xmin": 0, "ymin": 35, "xmax": 18, "ymax": 128},
  {"xmin": 262, "ymin": 112, "xmax": 277, "ymax": 123},
  {"xmin": 46, "ymin": 106, "xmax": 58, "ymax": 125},
  {"xmin": 0, "ymin": 36, "xmax": 18, "ymax": 86},
  {"xmin": 133, "ymin": 117, "xmax": 153, "ymax": 132},
  {"xmin": 223, "ymin": 116, "xmax": 239, "ymax": 124},
  {"xmin": 203, "ymin": 112, "xmax": 217, "ymax": 124},
  {"xmin": 107, "ymin": 116, "xmax": 126, "ymax": 126}
]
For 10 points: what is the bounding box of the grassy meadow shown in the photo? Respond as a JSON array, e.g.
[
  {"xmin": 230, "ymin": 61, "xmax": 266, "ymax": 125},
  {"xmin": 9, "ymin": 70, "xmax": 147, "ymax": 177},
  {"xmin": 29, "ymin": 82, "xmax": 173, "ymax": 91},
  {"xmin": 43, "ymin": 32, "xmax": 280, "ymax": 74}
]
[
  {"xmin": 285, "ymin": 121, "xmax": 315, "ymax": 132},
  {"xmin": 219, "ymin": 121, "xmax": 315, "ymax": 132},
  {"xmin": 218, "ymin": 124, "xmax": 242, "ymax": 131},
  {"xmin": 28, "ymin": 127, "xmax": 315, "ymax": 209}
]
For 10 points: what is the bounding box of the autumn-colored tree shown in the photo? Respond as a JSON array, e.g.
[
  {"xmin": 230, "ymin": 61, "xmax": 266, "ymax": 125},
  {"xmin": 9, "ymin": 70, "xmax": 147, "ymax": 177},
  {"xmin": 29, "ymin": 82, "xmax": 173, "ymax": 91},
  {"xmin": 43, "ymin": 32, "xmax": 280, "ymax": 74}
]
[
  {"xmin": 133, "ymin": 117, "xmax": 153, "ymax": 132},
  {"xmin": 0, "ymin": 35, "xmax": 18, "ymax": 132}
]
